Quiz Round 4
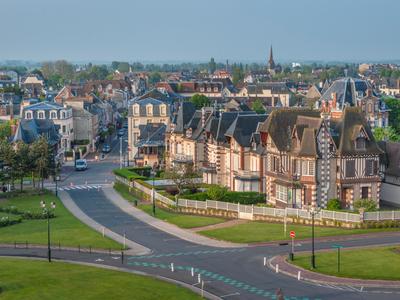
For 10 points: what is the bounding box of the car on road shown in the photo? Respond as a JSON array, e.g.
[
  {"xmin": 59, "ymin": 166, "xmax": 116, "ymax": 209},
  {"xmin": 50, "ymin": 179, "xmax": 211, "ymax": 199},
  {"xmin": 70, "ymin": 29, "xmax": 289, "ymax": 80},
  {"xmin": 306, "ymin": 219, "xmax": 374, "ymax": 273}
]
[
  {"xmin": 123, "ymin": 122, "xmax": 128, "ymax": 129},
  {"xmin": 117, "ymin": 129, "xmax": 125, "ymax": 137},
  {"xmin": 102, "ymin": 144, "xmax": 111, "ymax": 153},
  {"xmin": 75, "ymin": 159, "xmax": 88, "ymax": 171}
]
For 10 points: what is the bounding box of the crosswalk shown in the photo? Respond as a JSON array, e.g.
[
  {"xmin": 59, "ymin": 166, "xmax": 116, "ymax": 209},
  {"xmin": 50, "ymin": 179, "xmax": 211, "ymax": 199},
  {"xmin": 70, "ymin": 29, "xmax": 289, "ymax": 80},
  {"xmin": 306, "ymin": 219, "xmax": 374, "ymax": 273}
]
[
  {"xmin": 314, "ymin": 283, "xmax": 363, "ymax": 292},
  {"xmin": 59, "ymin": 184, "xmax": 104, "ymax": 191}
]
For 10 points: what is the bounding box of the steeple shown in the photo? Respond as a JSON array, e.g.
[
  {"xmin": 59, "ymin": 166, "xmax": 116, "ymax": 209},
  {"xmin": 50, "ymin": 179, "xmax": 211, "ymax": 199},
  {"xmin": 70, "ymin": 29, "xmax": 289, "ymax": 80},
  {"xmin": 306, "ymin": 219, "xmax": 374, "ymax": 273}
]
[{"xmin": 268, "ymin": 45, "xmax": 275, "ymax": 70}]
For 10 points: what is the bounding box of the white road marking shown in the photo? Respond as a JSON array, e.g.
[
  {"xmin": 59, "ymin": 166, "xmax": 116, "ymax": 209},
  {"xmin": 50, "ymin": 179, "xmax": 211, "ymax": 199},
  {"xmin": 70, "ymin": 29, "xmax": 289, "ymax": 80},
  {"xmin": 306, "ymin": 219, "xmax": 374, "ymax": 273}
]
[{"xmin": 220, "ymin": 292, "xmax": 240, "ymax": 298}]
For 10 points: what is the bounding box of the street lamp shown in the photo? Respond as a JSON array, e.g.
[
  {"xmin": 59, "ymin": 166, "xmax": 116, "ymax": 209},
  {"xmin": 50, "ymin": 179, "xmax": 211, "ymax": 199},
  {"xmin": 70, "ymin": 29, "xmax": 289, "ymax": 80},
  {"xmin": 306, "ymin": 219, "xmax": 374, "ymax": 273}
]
[
  {"xmin": 40, "ymin": 200, "xmax": 56, "ymax": 262},
  {"xmin": 54, "ymin": 175, "xmax": 60, "ymax": 197},
  {"xmin": 309, "ymin": 206, "xmax": 320, "ymax": 269},
  {"xmin": 119, "ymin": 136, "xmax": 123, "ymax": 169},
  {"xmin": 150, "ymin": 169, "xmax": 156, "ymax": 216}
]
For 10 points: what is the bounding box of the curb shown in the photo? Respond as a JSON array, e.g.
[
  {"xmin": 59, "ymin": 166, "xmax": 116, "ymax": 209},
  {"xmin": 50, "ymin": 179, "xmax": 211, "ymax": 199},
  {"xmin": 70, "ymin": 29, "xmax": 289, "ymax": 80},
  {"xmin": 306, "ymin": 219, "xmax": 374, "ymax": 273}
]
[{"xmin": 0, "ymin": 256, "xmax": 221, "ymax": 300}]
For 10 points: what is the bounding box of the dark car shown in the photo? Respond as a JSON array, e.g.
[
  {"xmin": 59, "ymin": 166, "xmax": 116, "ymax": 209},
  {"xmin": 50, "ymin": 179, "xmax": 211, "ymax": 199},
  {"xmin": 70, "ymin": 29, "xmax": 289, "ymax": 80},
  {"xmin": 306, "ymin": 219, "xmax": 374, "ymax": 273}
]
[{"xmin": 102, "ymin": 144, "xmax": 111, "ymax": 153}]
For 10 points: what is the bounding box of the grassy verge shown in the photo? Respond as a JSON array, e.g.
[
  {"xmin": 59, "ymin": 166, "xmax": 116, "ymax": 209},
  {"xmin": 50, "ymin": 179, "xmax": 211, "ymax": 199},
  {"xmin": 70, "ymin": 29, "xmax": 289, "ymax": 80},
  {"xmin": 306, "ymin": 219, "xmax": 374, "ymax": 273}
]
[
  {"xmin": 0, "ymin": 258, "xmax": 202, "ymax": 300},
  {"xmin": 138, "ymin": 204, "xmax": 226, "ymax": 229},
  {"xmin": 114, "ymin": 182, "xmax": 139, "ymax": 203},
  {"xmin": 292, "ymin": 246, "xmax": 400, "ymax": 280},
  {"xmin": 199, "ymin": 221, "xmax": 399, "ymax": 243},
  {"xmin": 0, "ymin": 190, "xmax": 121, "ymax": 249}
]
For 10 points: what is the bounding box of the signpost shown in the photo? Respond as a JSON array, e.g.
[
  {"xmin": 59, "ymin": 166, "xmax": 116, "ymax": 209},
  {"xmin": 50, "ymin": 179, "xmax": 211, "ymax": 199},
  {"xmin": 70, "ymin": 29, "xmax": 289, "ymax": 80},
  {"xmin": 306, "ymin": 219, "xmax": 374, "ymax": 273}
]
[
  {"xmin": 289, "ymin": 231, "xmax": 295, "ymax": 260},
  {"xmin": 332, "ymin": 244, "xmax": 343, "ymax": 273}
]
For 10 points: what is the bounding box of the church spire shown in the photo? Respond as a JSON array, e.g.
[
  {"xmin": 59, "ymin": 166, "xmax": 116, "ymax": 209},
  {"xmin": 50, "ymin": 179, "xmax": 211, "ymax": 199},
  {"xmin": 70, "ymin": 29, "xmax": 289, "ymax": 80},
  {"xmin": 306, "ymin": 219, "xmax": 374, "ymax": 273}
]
[{"xmin": 268, "ymin": 45, "xmax": 275, "ymax": 70}]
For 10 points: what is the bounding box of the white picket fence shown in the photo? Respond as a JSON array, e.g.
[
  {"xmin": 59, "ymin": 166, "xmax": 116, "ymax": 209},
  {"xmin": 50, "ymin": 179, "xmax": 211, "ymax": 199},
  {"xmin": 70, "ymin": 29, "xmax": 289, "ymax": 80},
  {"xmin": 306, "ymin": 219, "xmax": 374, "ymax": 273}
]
[{"xmin": 115, "ymin": 176, "xmax": 400, "ymax": 223}]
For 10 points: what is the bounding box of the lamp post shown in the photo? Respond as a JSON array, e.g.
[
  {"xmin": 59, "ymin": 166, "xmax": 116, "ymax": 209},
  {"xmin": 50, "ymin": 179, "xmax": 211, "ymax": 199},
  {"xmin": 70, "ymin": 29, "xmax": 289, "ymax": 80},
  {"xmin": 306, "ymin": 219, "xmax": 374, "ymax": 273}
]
[
  {"xmin": 40, "ymin": 200, "xmax": 56, "ymax": 262},
  {"xmin": 151, "ymin": 169, "xmax": 156, "ymax": 216},
  {"xmin": 309, "ymin": 206, "xmax": 320, "ymax": 269},
  {"xmin": 119, "ymin": 136, "xmax": 123, "ymax": 169},
  {"xmin": 54, "ymin": 175, "xmax": 60, "ymax": 197}
]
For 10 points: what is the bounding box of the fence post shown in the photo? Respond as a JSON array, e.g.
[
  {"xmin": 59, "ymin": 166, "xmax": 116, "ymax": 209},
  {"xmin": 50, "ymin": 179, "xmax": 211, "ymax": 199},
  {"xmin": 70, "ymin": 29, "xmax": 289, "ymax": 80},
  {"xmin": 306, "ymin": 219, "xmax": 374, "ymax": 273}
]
[
  {"xmin": 205, "ymin": 200, "xmax": 208, "ymax": 210},
  {"xmin": 393, "ymin": 210, "xmax": 395, "ymax": 221}
]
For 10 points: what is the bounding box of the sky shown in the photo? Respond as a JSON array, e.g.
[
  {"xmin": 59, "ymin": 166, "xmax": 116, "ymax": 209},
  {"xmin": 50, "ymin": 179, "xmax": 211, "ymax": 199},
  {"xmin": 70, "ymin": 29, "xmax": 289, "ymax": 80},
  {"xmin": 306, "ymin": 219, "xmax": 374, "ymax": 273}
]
[{"xmin": 1, "ymin": 0, "xmax": 399, "ymax": 63}]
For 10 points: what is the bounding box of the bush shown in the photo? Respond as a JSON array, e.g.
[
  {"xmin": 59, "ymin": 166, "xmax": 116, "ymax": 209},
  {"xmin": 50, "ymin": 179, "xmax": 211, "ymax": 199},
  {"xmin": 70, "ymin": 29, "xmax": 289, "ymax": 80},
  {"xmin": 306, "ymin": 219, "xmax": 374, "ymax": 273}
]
[
  {"xmin": 183, "ymin": 189, "xmax": 265, "ymax": 205},
  {"xmin": 22, "ymin": 210, "xmax": 55, "ymax": 220},
  {"xmin": 74, "ymin": 139, "xmax": 90, "ymax": 145},
  {"xmin": 327, "ymin": 198, "xmax": 341, "ymax": 211},
  {"xmin": 354, "ymin": 198, "xmax": 377, "ymax": 212},
  {"xmin": 65, "ymin": 150, "xmax": 73, "ymax": 157},
  {"xmin": 207, "ymin": 185, "xmax": 227, "ymax": 201},
  {"xmin": 78, "ymin": 146, "xmax": 87, "ymax": 155},
  {"xmin": 0, "ymin": 216, "xmax": 22, "ymax": 227},
  {"xmin": 113, "ymin": 168, "xmax": 147, "ymax": 181}
]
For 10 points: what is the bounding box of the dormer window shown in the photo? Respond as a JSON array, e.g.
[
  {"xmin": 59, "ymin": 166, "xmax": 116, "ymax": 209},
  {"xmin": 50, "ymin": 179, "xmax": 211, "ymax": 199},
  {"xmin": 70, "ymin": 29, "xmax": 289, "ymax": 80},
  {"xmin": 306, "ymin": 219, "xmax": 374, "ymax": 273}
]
[
  {"xmin": 213, "ymin": 87, "xmax": 219, "ymax": 92},
  {"xmin": 133, "ymin": 104, "xmax": 139, "ymax": 116},
  {"xmin": 38, "ymin": 111, "xmax": 45, "ymax": 119},
  {"xmin": 355, "ymin": 137, "xmax": 366, "ymax": 150},
  {"xmin": 50, "ymin": 111, "xmax": 57, "ymax": 119},
  {"xmin": 25, "ymin": 111, "xmax": 32, "ymax": 119},
  {"xmin": 160, "ymin": 104, "xmax": 166, "ymax": 116},
  {"xmin": 146, "ymin": 104, "xmax": 153, "ymax": 116},
  {"xmin": 61, "ymin": 111, "xmax": 66, "ymax": 119}
]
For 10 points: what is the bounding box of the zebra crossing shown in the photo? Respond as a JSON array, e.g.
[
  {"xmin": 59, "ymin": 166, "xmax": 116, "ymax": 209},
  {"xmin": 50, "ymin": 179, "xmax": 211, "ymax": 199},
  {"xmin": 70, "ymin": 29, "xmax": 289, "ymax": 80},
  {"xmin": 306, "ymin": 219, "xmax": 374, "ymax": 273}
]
[
  {"xmin": 314, "ymin": 282, "xmax": 363, "ymax": 292},
  {"xmin": 59, "ymin": 184, "xmax": 104, "ymax": 191}
]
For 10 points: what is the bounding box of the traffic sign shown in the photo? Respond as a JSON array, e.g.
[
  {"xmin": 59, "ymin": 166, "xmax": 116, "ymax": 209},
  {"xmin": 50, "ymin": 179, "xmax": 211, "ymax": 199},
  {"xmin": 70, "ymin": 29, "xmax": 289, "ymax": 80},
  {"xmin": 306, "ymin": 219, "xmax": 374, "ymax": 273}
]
[{"xmin": 290, "ymin": 231, "xmax": 296, "ymax": 238}]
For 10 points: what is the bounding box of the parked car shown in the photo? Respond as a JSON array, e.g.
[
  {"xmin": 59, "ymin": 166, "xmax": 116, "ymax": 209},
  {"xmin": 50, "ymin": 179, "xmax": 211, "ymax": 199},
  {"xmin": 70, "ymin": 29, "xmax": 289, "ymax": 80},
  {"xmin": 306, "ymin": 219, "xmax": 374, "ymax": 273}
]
[
  {"xmin": 117, "ymin": 129, "xmax": 125, "ymax": 137},
  {"xmin": 123, "ymin": 122, "xmax": 128, "ymax": 129},
  {"xmin": 102, "ymin": 144, "xmax": 111, "ymax": 153},
  {"xmin": 75, "ymin": 159, "xmax": 88, "ymax": 171}
]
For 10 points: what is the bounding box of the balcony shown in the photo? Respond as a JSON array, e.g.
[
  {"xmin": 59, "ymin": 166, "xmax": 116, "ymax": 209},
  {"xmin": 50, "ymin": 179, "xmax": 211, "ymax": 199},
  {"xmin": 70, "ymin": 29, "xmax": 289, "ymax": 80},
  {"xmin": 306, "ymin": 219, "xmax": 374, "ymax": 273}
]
[
  {"xmin": 172, "ymin": 153, "xmax": 193, "ymax": 164},
  {"xmin": 234, "ymin": 169, "xmax": 260, "ymax": 180},
  {"xmin": 202, "ymin": 162, "xmax": 217, "ymax": 173}
]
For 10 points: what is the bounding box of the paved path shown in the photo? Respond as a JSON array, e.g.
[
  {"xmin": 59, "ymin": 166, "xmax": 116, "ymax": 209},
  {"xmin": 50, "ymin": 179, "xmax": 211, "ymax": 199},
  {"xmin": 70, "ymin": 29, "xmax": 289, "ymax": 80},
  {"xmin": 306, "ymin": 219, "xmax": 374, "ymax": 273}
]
[
  {"xmin": 59, "ymin": 189, "xmax": 151, "ymax": 255},
  {"xmin": 190, "ymin": 219, "xmax": 249, "ymax": 232},
  {"xmin": 268, "ymin": 254, "xmax": 400, "ymax": 289},
  {"xmin": 103, "ymin": 187, "xmax": 243, "ymax": 248}
]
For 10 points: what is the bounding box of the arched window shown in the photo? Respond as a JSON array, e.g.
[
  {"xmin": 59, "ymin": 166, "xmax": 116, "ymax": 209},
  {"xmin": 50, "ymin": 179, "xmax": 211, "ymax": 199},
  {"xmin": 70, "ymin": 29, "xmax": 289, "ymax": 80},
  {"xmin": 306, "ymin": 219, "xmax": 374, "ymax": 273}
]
[
  {"xmin": 38, "ymin": 111, "xmax": 45, "ymax": 119},
  {"xmin": 50, "ymin": 111, "xmax": 57, "ymax": 119},
  {"xmin": 25, "ymin": 111, "xmax": 32, "ymax": 119},
  {"xmin": 61, "ymin": 111, "xmax": 66, "ymax": 119}
]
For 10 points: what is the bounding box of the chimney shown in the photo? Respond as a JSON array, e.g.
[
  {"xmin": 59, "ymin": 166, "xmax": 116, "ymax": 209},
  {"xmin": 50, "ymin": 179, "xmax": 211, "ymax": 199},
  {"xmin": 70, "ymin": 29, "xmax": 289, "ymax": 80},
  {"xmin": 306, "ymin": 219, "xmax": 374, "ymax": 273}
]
[
  {"xmin": 331, "ymin": 92, "xmax": 337, "ymax": 109},
  {"xmin": 366, "ymin": 88, "xmax": 372, "ymax": 97}
]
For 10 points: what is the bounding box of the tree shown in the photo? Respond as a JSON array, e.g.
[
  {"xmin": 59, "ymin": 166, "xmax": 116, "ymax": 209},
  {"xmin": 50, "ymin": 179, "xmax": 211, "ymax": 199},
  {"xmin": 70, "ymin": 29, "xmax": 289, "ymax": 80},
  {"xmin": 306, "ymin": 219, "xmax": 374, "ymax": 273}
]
[
  {"xmin": 373, "ymin": 126, "xmax": 400, "ymax": 142},
  {"xmin": 148, "ymin": 72, "xmax": 162, "ymax": 85},
  {"xmin": 0, "ymin": 122, "xmax": 11, "ymax": 140},
  {"xmin": 164, "ymin": 163, "xmax": 199, "ymax": 199},
  {"xmin": 385, "ymin": 98, "xmax": 400, "ymax": 134},
  {"xmin": 207, "ymin": 185, "xmax": 227, "ymax": 201},
  {"xmin": 31, "ymin": 137, "xmax": 51, "ymax": 190},
  {"xmin": 190, "ymin": 94, "xmax": 210, "ymax": 109},
  {"xmin": 232, "ymin": 65, "xmax": 244, "ymax": 85},
  {"xmin": 0, "ymin": 139, "xmax": 16, "ymax": 187},
  {"xmin": 208, "ymin": 57, "xmax": 216, "ymax": 74},
  {"xmin": 14, "ymin": 142, "xmax": 32, "ymax": 191},
  {"xmin": 251, "ymin": 99, "xmax": 266, "ymax": 114}
]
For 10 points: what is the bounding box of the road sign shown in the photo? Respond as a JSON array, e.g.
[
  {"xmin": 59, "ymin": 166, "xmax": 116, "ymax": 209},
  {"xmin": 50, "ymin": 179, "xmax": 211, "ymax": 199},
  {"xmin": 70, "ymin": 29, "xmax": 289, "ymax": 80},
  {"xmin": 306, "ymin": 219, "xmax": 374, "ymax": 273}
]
[{"xmin": 290, "ymin": 231, "xmax": 296, "ymax": 238}]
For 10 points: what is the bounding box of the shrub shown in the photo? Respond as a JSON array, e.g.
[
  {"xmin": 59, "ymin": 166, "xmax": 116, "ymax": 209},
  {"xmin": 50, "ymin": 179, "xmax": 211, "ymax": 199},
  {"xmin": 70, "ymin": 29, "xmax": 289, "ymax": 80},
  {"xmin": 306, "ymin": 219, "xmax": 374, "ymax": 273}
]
[
  {"xmin": 207, "ymin": 185, "xmax": 228, "ymax": 201},
  {"xmin": 65, "ymin": 150, "xmax": 73, "ymax": 157},
  {"xmin": 113, "ymin": 168, "xmax": 147, "ymax": 181},
  {"xmin": 0, "ymin": 216, "xmax": 22, "ymax": 227},
  {"xmin": 22, "ymin": 210, "xmax": 55, "ymax": 220},
  {"xmin": 354, "ymin": 198, "xmax": 377, "ymax": 212},
  {"xmin": 74, "ymin": 139, "xmax": 90, "ymax": 145},
  {"xmin": 327, "ymin": 198, "xmax": 341, "ymax": 211}
]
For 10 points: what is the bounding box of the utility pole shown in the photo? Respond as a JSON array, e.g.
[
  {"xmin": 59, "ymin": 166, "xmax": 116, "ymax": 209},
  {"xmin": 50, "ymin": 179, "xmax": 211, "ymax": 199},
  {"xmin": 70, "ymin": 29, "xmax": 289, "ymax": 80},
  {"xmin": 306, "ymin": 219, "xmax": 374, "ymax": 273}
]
[{"xmin": 119, "ymin": 136, "xmax": 123, "ymax": 169}]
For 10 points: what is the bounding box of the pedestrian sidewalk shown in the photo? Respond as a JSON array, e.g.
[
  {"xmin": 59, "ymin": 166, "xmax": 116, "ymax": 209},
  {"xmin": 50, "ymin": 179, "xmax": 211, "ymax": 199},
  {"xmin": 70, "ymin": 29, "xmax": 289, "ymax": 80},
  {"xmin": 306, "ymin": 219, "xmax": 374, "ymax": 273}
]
[
  {"xmin": 59, "ymin": 190, "xmax": 151, "ymax": 256},
  {"xmin": 190, "ymin": 219, "xmax": 249, "ymax": 232},
  {"xmin": 268, "ymin": 255, "xmax": 400, "ymax": 288},
  {"xmin": 103, "ymin": 187, "xmax": 246, "ymax": 248}
]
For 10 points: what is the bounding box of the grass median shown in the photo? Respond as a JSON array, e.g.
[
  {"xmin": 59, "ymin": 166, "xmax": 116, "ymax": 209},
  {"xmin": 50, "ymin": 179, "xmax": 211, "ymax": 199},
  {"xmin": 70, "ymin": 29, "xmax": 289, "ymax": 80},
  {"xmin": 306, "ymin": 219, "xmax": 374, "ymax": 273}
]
[
  {"xmin": 0, "ymin": 190, "xmax": 121, "ymax": 249},
  {"xmin": 199, "ymin": 221, "xmax": 399, "ymax": 243},
  {"xmin": 0, "ymin": 258, "xmax": 202, "ymax": 300},
  {"xmin": 291, "ymin": 246, "xmax": 400, "ymax": 280}
]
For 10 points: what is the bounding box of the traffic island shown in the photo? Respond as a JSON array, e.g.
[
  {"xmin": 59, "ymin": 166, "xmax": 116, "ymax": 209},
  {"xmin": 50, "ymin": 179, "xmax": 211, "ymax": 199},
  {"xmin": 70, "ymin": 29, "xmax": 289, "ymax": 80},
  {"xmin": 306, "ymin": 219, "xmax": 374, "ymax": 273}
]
[{"xmin": 268, "ymin": 246, "xmax": 400, "ymax": 289}]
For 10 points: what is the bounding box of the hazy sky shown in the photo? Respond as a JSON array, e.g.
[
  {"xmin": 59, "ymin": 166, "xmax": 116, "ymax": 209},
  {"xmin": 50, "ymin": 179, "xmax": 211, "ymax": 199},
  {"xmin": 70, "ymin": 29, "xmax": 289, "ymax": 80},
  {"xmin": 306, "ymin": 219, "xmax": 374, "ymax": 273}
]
[{"xmin": 1, "ymin": 0, "xmax": 399, "ymax": 63}]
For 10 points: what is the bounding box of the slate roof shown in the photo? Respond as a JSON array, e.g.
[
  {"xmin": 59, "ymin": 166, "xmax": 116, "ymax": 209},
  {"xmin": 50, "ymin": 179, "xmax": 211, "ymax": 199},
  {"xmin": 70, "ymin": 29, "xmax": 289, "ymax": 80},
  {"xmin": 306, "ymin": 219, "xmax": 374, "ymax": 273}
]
[
  {"xmin": 128, "ymin": 97, "xmax": 170, "ymax": 117},
  {"xmin": 319, "ymin": 77, "xmax": 373, "ymax": 108},
  {"xmin": 378, "ymin": 141, "xmax": 400, "ymax": 177},
  {"xmin": 23, "ymin": 101, "xmax": 64, "ymax": 111},
  {"xmin": 12, "ymin": 119, "xmax": 60, "ymax": 145},
  {"xmin": 225, "ymin": 114, "xmax": 268, "ymax": 147},
  {"xmin": 137, "ymin": 88, "xmax": 182, "ymax": 103},
  {"xmin": 135, "ymin": 123, "xmax": 166, "ymax": 147},
  {"xmin": 246, "ymin": 82, "xmax": 290, "ymax": 94},
  {"xmin": 173, "ymin": 101, "xmax": 196, "ymax": 134}
]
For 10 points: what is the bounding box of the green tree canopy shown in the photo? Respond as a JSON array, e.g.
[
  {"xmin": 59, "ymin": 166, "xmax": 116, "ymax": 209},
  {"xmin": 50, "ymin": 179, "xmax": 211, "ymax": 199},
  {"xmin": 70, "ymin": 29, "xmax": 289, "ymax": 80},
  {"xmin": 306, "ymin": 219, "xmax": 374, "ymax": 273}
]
[
  {"xmin": 251, "ymin": 99, "xmax": 266, "ymax": 114},
  {"xmin": 148, "ymin": 72, "xmax": 162, "ymax": 85},
  {"xmin": 373, "ymin": 126, "xmax": 400, "ymax": 142},
  {"xmin": 189, "ymin": 94, "xmax": 210, "ymax": 109}
]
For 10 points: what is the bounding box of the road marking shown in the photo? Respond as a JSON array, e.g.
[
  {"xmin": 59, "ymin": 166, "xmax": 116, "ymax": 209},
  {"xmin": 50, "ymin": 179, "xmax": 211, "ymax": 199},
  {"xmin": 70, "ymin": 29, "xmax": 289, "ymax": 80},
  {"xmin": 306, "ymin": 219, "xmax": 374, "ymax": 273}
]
[
  {"xmin": 95, "ymin": 258, "xmax": 104, "ymax": 262},
  {"xmin": 128, "ymin": 248, "xmax": 246, "ymax": 260},
  {"xmin": 111, "ymin": 257, "xmax": 120, "ymax": 260},
  {"xmin": 220, "ymin": 292, "xmax": 240, "ymax": 298}
]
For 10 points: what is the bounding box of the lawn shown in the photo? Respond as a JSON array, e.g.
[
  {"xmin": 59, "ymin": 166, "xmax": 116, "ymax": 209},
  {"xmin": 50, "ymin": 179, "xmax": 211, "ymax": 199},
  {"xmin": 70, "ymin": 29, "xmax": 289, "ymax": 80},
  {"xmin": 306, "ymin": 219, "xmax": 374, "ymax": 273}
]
[
  {"xmin": 0, "ymin": 190, "xmax": 121, "ymax": 249},
  {"xmin": 138, "ymin": 204, "xmax": 226, "ymax": 229},
  {"xmin": 0, "ymin": 258, "xmax": 202, "ymax": 300},
  {"xmin": 292, "ymin": 246, "xmax": 400, "ymax": 280},
  {"xmin": 114, "ymin": 182, "xmax": 139, "ymax": 203},
  {"xmin": 199, "ymin": 221, "xmax": 399, "ymax": 243}
]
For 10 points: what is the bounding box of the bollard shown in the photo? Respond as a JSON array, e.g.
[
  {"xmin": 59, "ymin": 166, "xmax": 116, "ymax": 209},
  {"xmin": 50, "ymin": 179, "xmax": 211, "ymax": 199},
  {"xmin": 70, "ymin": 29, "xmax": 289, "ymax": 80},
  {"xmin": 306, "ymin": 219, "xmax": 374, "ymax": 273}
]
[
  {"xmin": 297, "ymin": 271, "xmax": 301, "ymax": 281},
  {"xmin": 191, "ymin": 267, "xmax": 194, "ymax": 277},
  {"xmin": 102, "ymin": 227, "xmax": 105, "ymax": 237},
  {"xmin": 275, "ymin": 264, "xmax": 279, "ymax": 273},
  {"xmin": 201, "ymin": 280, "xmax": 204, "ymax": 298},
  {"xmin": 170, "ymin": 263, "xmax": 174, "ymax": 272},
  {"xmin": 197, "ymin": 274, "xmax": 201, "ymax": 284},
  {"xmin": 263, "ymin": 257, "xmax": 266, "ymax": 266},
  {"xmin": 89, "ymin": 246, "xmax": 92, "ymax": 254},
  {"xmin": 123, "ymin": 233, "xmax": 126, "ymax": 250},
  {"xmin": 121, "ymin": 251, "xmax": 124, "ymax": 264}
]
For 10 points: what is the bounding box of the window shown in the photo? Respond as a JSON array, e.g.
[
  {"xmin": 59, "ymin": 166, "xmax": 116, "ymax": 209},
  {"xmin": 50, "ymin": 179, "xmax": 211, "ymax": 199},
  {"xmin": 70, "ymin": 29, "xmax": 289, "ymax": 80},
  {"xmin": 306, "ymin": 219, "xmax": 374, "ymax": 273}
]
[
  {"xmin": 276, "ymin": 184, "xmax": 287, "ymax": 202},
  {"xmin": 25, "ymin": 111, "xmax": 32, "ymax": 119},
  {"xmin": 133, "ymin": 119, "xmax": 138, "ymax": 128},
  {"xmin": 302, "ymin": 161, "xmax": 315, "ymax": 176},
  {"xmin": 146, "ymin": 105, "xmax": 153, "ymax": 116},
  {"xmin": 160, "ymin": 105, "xmax": 166, "ymax": 116},
  {"xmin": 365, "ymin": 159, "xmax": 377, "ymax": 176},
  {"xmin": 368, "ymin": 103, "xmax": 372, "ymax": 113},
  {"xmin": 38, "ymin": 111, "xmax": 45, "ymax": 119},
  {"xmin": 346, "ymin": 160, "xmax": 356, "ymax": 177},
  {"xmin": 160, "ymin": 119, "xmax": 165, "ymax": 123},
  {"xmin": 355, "ymin": 137, "xmax": 366, "ymax": 150},
  {"xmin": 147, "ymin": 119, "xmax": 152, "ymax": 124},
  {"xmin": 62, "ymin": 125, "xmax": 66, "ymax": 133},
  {"xmin": 361, "ymin": 187, "xmax": 369, "ymax": 199},
  {"xmin": 133, "ymin": 105, "xmax": 139, "ymax": 115},
  {"xmin": 61, "ymin": 111, "xmax": 66, "ymax": 119},
  {"xmin": 50, "ymin": 111, "xmax": 57, "ymax": 119}
]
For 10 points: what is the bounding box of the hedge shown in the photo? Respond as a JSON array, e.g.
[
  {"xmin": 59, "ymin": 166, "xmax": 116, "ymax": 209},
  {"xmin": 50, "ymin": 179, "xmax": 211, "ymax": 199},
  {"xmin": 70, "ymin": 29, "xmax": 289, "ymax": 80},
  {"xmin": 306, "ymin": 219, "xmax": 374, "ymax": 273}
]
[
  {"xmin": 183, "ymin": 191, "xmax": 265, "ymax": 205},
  {"xmin": 113, "ymin": 168, "xmax": 147, "ymax": 181},
  {"xmin": 0, "ymin": 216, "xmax": 22, "ymax": 228}
]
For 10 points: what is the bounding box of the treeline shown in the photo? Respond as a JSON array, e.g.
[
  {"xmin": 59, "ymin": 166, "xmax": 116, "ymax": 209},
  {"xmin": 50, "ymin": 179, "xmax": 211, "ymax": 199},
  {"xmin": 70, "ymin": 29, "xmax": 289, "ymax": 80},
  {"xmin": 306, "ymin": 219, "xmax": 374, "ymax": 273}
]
[{"xmin": 0, "ymin": 137, "xmax": 57, "ymax": 191}]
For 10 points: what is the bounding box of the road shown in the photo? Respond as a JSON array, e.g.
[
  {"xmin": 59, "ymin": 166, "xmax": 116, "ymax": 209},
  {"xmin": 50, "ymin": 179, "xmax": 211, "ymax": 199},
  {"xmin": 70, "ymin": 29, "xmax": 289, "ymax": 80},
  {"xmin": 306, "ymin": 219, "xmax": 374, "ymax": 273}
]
[{"xmin": 5, "ymin": 143, "xmax": 400, "ymax": 300}]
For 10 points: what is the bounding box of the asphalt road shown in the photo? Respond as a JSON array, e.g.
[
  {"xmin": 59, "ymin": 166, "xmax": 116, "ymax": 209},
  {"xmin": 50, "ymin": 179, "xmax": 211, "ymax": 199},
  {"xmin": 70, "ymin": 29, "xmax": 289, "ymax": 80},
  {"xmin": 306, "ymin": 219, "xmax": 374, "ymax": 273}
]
[{"xmin": 5, "ymin": 154, "xmax": 400, "ymax": 300}]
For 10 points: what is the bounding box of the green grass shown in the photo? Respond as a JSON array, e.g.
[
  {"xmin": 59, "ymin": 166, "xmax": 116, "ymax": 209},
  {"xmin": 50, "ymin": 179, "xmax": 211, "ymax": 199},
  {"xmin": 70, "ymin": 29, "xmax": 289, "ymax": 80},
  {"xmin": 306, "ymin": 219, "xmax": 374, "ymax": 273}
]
[
  {"xmin": 0, "ymin": 258, "xmax": 202, "ymax": 300},
  {"xmin": 0, "ymin": 190, "xmax": 121, "ymax": 249},
  {"xmin": 138, "ymin": 204, "xmax": 226, "ymax": 229},
  {"xmin": 199, "ymin": 221, "xmax": 400, "ymax": 243},
  {"xmin": 292, "ymin": 246, "xmax": 400, "ymax": 280},
  {"xmin": 114, "ymin": 182, "xmax": 139, "ymax": 203}
]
